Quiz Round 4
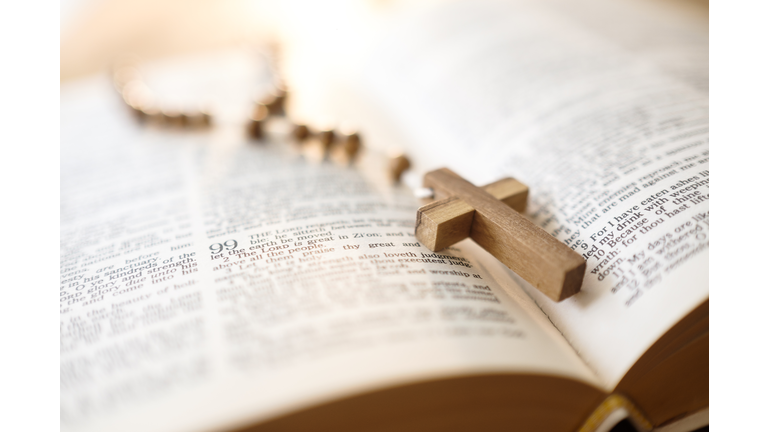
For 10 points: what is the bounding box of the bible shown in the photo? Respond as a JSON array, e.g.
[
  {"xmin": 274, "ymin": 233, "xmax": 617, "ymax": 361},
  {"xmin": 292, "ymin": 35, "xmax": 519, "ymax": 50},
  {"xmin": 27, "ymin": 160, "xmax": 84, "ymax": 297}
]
[{"xmin": 60, "ymin": 0, "xmax": 708, "ymax": 431}]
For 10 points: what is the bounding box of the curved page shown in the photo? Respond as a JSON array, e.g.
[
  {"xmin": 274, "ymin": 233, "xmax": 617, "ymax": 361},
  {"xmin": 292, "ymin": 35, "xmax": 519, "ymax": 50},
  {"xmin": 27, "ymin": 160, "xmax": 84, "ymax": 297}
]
[
  {"xmin": 60, "ymin": 66, "xmax": 600, "ymax": 432},
  {"xmin": 340, "ymin": 0, "xmax": 709, "ymax": 387}
]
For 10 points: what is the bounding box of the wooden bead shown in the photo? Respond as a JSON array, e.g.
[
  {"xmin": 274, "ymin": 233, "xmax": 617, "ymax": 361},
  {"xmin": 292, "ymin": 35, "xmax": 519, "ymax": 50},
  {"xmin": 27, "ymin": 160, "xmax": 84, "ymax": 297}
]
[
  {"xmin": 123, "ymin": 95, "xmax": 151, "ymax": 120},
  {"xmin": 248, "ymin": 104, "xmax": 269, "ymax": 139},
  {"xmin": 318, "ymin": 129, "xmax": 335, "ymax": 152},
  {"xmin": 162, "ymin": 110, "xmax": 185, "ymax": 127},
  {"xmin": 121, "ymin": 90, "xmax": 149, "ymax": 122},
  {"xmin": 389, "ymin": 154, "xmax": 411, "ymax": 183},
  {"xmin": 340, "ymin": 131, "xmax": 361, "ymax": 160},
  {"xmin": 121, "ymin": 82, "xmax": 153, "ymax": 124},
  {"xmin": 117, "ymin": 78, "xmax": 157, "ymax": 125},
  {"xmin": 261, "ymin": 88, "xmax": 287, "ymax": 116},
  {"xmin": 248, "ymin": 120, "xmax": 264, "ymax": 139},
  {"xmin": 292, "ymin": 124, "xmax": 311, "ymax": 141},
  {"xmin": 200, "ymin": 111, "xmax": 212, "ymax": 127},
  {"xmin": 252, "ymin": 103, "xmax": 269, "ymax": 121},
  {"xmin": 186, "ymin": 110, "xmax": 211, "ymax": 128}
]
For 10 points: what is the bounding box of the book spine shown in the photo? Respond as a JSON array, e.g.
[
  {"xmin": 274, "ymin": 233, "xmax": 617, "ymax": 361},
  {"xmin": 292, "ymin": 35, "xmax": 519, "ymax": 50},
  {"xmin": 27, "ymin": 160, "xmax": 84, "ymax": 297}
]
[{"xmin": 578, "ymin": 394, "xmax": 653, "ymax": 432}]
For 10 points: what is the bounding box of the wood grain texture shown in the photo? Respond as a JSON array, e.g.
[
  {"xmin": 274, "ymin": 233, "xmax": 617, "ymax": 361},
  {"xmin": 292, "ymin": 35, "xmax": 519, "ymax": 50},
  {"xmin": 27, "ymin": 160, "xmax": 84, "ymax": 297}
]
[
  {"xmin": 483, "ymin": 178, "xmax": 528, "ymax": 213},
  {"xmin": 416, "ymin": 197, "xmax": 475, "ymax": 251},
  {"xmin": 418, "ymin": 168, "xmax": 585, "ymax": 302},
  {"xmin": 415, "ymin": 177, "xmax": 530, "ymax": 251}
]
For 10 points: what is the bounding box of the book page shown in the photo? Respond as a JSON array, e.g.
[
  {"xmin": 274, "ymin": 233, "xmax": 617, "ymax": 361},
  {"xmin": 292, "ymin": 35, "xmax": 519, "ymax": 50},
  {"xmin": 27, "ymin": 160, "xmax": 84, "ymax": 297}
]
[
  {"xmin": 60, "ymin": 58, "xmax": 600, "ymax": 432},
  {"xmin": 331, "ymin": 0, "xmax": 708, "ymax": 387}
]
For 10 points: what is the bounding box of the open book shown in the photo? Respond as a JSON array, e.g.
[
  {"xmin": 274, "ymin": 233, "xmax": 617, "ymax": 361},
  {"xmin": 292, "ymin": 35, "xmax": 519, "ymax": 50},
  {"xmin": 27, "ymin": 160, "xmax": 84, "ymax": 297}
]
[{"xmin": 60, "ymin": 0, "xmax": 708, "ymax": 431}]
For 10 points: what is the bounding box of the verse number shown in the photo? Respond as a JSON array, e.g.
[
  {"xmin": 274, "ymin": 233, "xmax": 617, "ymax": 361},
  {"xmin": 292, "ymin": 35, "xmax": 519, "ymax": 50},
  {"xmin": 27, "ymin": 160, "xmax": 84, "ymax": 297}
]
[{"xmin": 210, "ymin": 239, "xmax": 237, "ymax": 254}]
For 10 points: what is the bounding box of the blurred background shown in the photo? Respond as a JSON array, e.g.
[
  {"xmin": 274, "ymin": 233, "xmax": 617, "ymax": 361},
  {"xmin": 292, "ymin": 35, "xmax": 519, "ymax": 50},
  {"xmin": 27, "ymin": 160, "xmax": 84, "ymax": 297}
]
[
  {"xmin": 60, "ymin": 0, "xmax": 707, "ymax": 85},
  {"xmin": 61, "ymin": 0, "xmax": 707, "ymax": 74},
  {"xmin": 61, "ymin": 0, "xmax": 279, "ymax": 82},
  {"xmin": 61, "ymin": 0, "xmax": 437, "ymax": 144},
  {"xmin": 61, "ymin": 0, "xmax": 424, "ymax": 81},
  {"xmin": 60, "ymin": 0, "xmax": 708, "ymax": 164}
]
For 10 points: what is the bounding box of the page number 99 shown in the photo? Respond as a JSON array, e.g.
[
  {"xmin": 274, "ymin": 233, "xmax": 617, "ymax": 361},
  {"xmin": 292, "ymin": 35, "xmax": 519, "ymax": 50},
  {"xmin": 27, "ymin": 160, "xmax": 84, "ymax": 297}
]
[{"xmin": 210, "ymin": 239, "xmax": 237, "ymax": 254}]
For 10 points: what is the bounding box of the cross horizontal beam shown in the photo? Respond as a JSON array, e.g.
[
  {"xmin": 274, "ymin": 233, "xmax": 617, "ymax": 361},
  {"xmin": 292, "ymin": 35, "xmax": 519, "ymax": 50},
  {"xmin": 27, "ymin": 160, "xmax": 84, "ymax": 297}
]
[{"xmin": 415, "ymin": 168, "xmax": 585, "ymax": 302}]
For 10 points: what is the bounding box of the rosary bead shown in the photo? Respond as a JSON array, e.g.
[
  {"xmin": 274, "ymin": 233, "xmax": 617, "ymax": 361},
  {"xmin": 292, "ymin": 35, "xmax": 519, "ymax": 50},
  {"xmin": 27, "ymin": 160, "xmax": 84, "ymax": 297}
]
[
  {"xmin": 389, "ymin": 154, "xmax": 411, "ymax": 183},
  {"xmin": 186, "ymin": 110, "xmax": 211, "ymax": 128},
  {"xmin": 292, "ymin": 124, "xmax": 311, "ymax": 141},
  {"xmin": 252, "ymin": 103, "xmax": 269, "ymax": 120},
  {"xmin": 248, "ymin": 104, "xmax": 269, "ymax": 139},
  {"xmin": 261, "ymin": 88, "xmax": 287, "ymax": 116},
  {"xmin": 318, "ymin": 129, "xmax": 335, "ymax": 152},
  {"xmin": 162, "ymin": 110, "xmax": 185, "ymax": 127},
  {"xmin": 340, "ymin": 131, "xmax": 361, "ymax": 160},
  {"xmin": 200, "ymin": 111, "xmax": 212, "ymax": 126}
]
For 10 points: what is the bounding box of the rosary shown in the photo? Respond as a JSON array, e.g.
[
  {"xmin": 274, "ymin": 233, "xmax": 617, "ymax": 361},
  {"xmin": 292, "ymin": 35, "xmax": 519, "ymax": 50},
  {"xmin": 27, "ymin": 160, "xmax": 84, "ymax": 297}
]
[
  {"xmin": 109, "ymin": 51, "xmax": 586, "ymax": 302},
  {"xmin": 110, "ymin": 53, "xmax": 412, "ymax": 184}
]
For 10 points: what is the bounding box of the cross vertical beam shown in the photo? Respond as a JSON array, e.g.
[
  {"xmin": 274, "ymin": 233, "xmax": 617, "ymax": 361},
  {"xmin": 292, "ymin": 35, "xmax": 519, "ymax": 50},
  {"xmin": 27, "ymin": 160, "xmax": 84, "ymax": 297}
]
[{"xmin": 415, "ymin": 168, "xmax": 585, "ymax": 301}]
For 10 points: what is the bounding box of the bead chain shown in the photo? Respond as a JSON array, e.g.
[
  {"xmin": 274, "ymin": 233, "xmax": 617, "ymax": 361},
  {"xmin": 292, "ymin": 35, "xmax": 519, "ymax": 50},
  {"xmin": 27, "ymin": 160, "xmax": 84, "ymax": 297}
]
[{"xmin": 110, "ymin": 56, "xmax": 412, "ymax": 183}]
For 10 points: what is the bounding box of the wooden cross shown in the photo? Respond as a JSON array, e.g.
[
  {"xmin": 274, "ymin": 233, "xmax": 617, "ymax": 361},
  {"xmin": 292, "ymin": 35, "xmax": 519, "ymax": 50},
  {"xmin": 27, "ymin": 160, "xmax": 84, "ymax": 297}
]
[{"xmin": 415, "ymin": 168, "xmax": 586, "ymax": 302}]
